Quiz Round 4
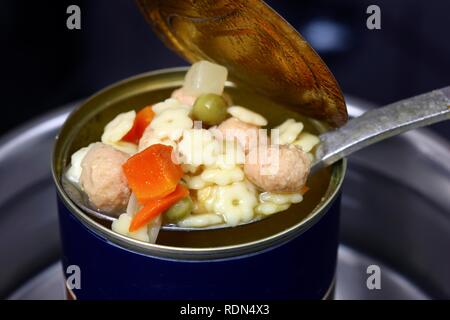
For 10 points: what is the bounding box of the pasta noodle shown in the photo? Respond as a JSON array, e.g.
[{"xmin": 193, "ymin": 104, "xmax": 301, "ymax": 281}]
[
  {"xmin": 213, "ymin": 181, "xmax": 258, "ymax": 226},
  {"xmin": 101, "ymin": 110, "xmax": 136, "ymax": 143},
  {"xmin": 227, "ymin": 106, "xmax": 268, "ymax": 126},
  {"xmin": 65, "ymin": 144, "xmax": 93, "ymax": 184},
  {"xmin": 150, "ymin": 107, "xmax": 193, "ymax": 141},
  {"xmin": 292, "ymin": 132, "xmax": 320, "ymax": 152},
  {"xmin": 178, "ymin": 213, "xmax": 224, "ymax": 228},
  {"xmin": 274, "ymin": 119, "xmax": 304, "ymax": 145},
  {"xmin": 178, "ymin": 129, "xmax": 220, "ymax": 166}
]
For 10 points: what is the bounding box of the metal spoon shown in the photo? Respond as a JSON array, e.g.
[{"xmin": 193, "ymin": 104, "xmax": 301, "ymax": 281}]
[
  {"xmin": 64, "ymin": 86, "xmax": 450, "ymax": 231},
  {"xmin": 312, "ymin": 86, "xmax": 450, "ymax": 174}
]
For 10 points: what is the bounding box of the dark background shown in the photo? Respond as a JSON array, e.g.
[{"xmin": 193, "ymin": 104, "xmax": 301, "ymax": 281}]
[{"xmin": 1, "ymin": 0, "xmax": 449, "ymax": 138}]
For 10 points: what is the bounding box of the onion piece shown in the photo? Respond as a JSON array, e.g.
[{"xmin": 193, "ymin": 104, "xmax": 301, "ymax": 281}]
[
  {"xmin": 182, "ymin": 60, "xmax": 228, "ymax": 96},
  {"xmin": 148, "ymin": 215, "xmax": 162, "ymax": 244},
  {"xmin": 126, "ymin": 193, "xmax": 140, "ymax": 216}
]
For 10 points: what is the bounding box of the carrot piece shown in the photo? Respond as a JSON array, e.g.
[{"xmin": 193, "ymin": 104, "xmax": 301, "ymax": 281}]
[
  {"xmin": 122, "ymin": 144, "xmax": 183, "ymax": 204},
  {"xmin": 122, "ymin": 106, "xmax": 155, "ymax": 144},
  {"xmin": 129, "ymin": 184, "xmax": 189, "ymax": 232}
]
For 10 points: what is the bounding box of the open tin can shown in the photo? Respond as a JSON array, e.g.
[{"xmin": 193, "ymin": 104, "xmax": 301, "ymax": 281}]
[
  {"xmin": 51, "ymin": 0, "xmax": 348, "ymax": 299},
  {"xmin": 52, "ymin": 68, "xmax": 345, "ymax": 299}
]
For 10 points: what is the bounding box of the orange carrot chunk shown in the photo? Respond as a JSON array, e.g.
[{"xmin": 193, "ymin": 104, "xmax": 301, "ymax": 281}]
[
  {"xmin": 122, "ymin": 106, "xmax": 155, "ymax": 144},
  {"xmin": 129, "ymin": 184, "xmax": 189, "ymax": 232},
  {"xmin": 122, "ymin": 144, "xmax": 183, "ymax": 204}
]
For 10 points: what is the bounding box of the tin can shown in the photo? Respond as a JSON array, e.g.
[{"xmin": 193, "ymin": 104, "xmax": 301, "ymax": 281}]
[{"xmin": 52, "ymin": 67, "xmax": 346, "ymax": 300}]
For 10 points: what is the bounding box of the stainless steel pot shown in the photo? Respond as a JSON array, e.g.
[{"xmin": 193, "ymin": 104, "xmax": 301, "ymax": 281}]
[{"xmin": 0, "ymin": 96, "xmax": 448, "ymax": 299}]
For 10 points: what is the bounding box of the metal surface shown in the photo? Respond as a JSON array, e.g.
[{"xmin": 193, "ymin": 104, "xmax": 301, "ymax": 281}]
[
  {"xmin": 137, "ymin": 0, "xmax": 347, "ymax": 127},
  {"xmin": 1, "ymin": 98, "xmax": 449, "ymax": 299},
  {"xmin": 314, "ymin": 87, "xmax": 450, "ymax": 172}
]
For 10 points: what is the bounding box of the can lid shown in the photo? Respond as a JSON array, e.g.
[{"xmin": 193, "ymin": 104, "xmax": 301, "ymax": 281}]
[{"xmin": 137, "ymin": 0, "xmax": 348, "ymax": 127}]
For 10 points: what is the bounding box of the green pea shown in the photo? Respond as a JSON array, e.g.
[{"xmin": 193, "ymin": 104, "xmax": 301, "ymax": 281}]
[
  {"xmin": 192, "ymin": 94, "xmax": 228, "ymax": 125},
  {"xmin": 164, "ymin": 197, "xmax": 194, "ymax": 222}
]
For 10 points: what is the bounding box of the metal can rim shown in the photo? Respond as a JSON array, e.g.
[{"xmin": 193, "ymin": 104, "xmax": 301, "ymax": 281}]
[{"xmin": 51, "ymin": 67, "xmax": 347, "ymax": 261}]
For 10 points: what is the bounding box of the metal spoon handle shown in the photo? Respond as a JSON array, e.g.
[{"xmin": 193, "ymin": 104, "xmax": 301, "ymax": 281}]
[{"xmin": 313, "ymin": 87, "xmax": 450, "ymax": 171}]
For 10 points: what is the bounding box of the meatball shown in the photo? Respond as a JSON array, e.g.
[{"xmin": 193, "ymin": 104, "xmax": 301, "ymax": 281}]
[
  {"xmin": 80, "ymin": 143, "xmax": 131, "ymax": 214},
  {"xmin": 244, "ymin": 144, "xmax": 310, "ymax": 193},
  {"xmin": 171, "ymin": 88, "xmax": 197, "ymax": 106},
  {"xmin": 217, "ymin": 117, "xmax": 261, "ymax": 153}
]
